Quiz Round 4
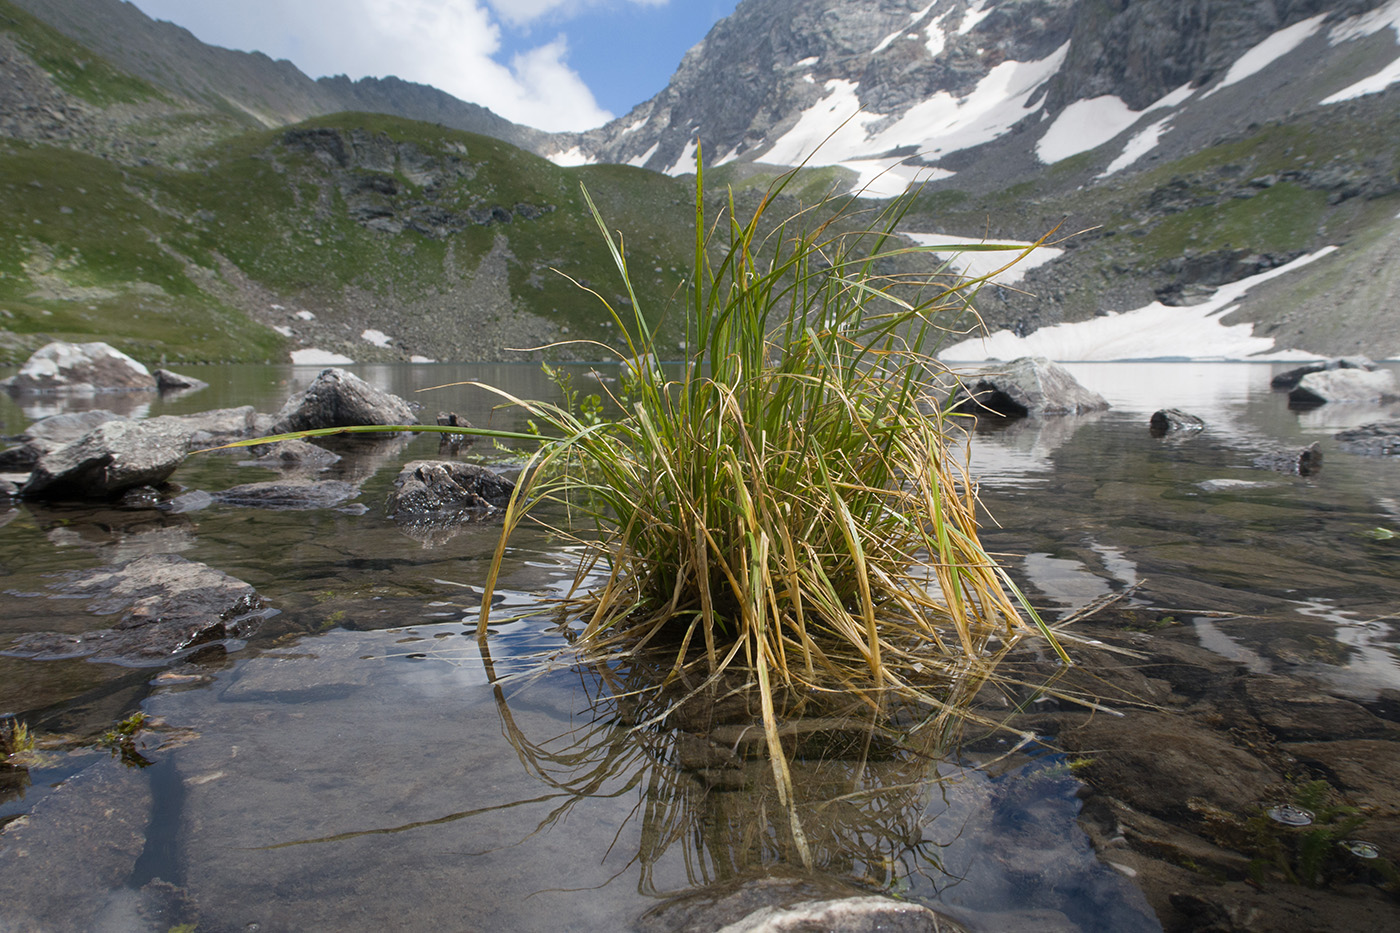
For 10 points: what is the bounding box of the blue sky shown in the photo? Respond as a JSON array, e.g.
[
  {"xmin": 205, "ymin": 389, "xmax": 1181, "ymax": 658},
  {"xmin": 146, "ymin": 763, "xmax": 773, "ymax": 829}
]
[{"xmin": 125, "ymin": 0, "xmax": 738, "ymax": 133}]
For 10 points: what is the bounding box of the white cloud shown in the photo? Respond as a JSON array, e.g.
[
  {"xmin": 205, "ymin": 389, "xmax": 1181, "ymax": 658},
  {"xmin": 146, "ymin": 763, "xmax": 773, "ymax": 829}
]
[{"xmin": 129, "ymin": 0, "xmax": 615, "ymax": 131}]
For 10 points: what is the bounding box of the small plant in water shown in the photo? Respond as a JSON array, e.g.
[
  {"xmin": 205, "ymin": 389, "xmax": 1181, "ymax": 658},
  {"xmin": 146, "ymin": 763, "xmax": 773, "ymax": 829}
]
[
  {"xmin": 99, "ymin": 711, "xmax": 152, "ymax": 768},
  {"xmin": 1, "ymin": 717, "xmax": 35, "ymax": 760}
]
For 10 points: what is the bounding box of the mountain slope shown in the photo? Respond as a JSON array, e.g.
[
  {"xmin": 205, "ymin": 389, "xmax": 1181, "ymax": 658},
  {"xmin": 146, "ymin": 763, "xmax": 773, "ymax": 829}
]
[
  {"xmin": 550, "ymin": 0, "xmax": 1400, "ymax": 358},
  {"xmin": 7, "ymin": 0, "xmax": 547, "ymax": 151}
]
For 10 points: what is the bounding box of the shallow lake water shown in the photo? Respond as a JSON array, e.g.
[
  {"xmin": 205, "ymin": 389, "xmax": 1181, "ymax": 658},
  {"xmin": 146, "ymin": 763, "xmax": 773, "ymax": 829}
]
[{"xmin": 1, "ymin": 361, "xmax": 1397, "ymax": 932}]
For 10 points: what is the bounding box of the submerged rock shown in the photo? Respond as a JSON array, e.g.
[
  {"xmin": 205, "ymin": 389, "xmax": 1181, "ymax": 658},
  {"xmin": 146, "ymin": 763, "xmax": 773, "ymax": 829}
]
[
  {"xmin": 1252, "ymin": 442, "xmax": 1322, "ymax": 476},
  {"xmin": 1335, "ymin": 421, "xmax": 1400, "ymax": 456},
  {"xmin": 386, "ymin": 460, "xmax": 515, "ymax": 518},
  {"xmin": 1, "ymin": 341, "xmax": 157, "ymax": 395},
  {"xmin": 270, "ymin": 367, "xmax": 417, "ymax": 433},
  {"xmin": 1149, "ymin": 408, "xmax": 1204, "ymax": 437},
  {"xmin": 1271, "ymin": 356, "xmax": 1375, "ymax": 390},
  {"xmin": 952, "ymin": 358, "xmax": 1108, "ymax": 418},
  {"xmin": 1288, "ymin": 369, "xmax": 1397, "ymax": 407},
  {"xmin": 4, "ymin": 554, "xmax": 271, "ymax": 665},
  {"xmin": 212, "ymin": 479, "xmax": 360, "ymax": 510},
  {"xmin": 238, "ymin": 438, "xmax": 342, "ymax": 472},
  {"xmin": 637, "ymin": 873, "xmax": 968, "ymax": 933}
]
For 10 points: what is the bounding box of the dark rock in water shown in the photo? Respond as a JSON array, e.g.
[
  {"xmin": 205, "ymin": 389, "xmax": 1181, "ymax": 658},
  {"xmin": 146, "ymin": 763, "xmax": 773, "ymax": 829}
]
[
  {"xmin": 21, "ymin": 419, "xmax": 188, "ymax": 499},
  {"xmin": 1252, "ymin": 442, "xmax": 1322, "ymax": 476},
  {"xmin": 436, "ymin": 411, "xmax": 475, "ymax": 453},
  {"xmin": 1271, "ymin": 356, "xmax": 1375, "ymax": 390},
  {"xmin": 1288, "ymin": 369, "xmax": 1396, "ymax": 408},
  {"xmin": 0, "ymin": 760, "xmax": 152, "ymax": 931},
  {"xmin": 637, "ymin": 872, "xmax": 969, "ymax": 933},
  {"xmin": 952, "ymin": 357, "xmax": 1108, "ymax": 418},
  {"xmin": 212, "ymin": 479, "xmax": 360, "ymax": 510},
  {"xmin": 1, "ymin": 341, "xmax": 158, "ymax": 394},
  {"xmin": 271, "ymin": 367, "xmax": 417, "ymax": 433},
  {"xmin": 239, "ymin": 438, "xmax": 342, "ymax": 472},
  {"xmin": 3, "ymin": 554, "xmax": 271, "ymax": 665},
  {"xmin": 386, "ymin": 460, "xmax": 514, "ymax": 518},
  {"xmin": 153, "ymin": 368, "xmax": 209, "ymax": 392},
  {"xmin": 1335, "ymin": 421, "xmax": 1400, "ymax": 456},
  {"xmin": 1149, "ymin": 408, "xmax": 1204, "ymax": 437}
]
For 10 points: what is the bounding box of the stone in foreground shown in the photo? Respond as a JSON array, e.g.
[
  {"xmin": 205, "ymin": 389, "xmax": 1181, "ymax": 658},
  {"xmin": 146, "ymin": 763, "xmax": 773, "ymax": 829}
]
[
  {"xmin": 270, "ymin": 367, "xmax": 417, "ymax": 433},
  {"xmin": 21, "ymin": 419, "xmax": 187, "ymax": 499},
  {"xmin": 953, "ymin": 357, "xmax": 1109, "ymax": 417},
  {"xmin": 1, "ymin": 341, "xmax": 157, "ymax": 394}
]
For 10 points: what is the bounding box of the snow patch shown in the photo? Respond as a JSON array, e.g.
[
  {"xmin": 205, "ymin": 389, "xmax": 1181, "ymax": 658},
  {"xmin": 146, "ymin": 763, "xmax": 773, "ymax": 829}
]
[
  {"xmin": 627, "ymin": 142, "xmax": 660, "ymax": 167},
  {"xmin": 1202, "ymin": 14, "xmax": 1327, "ymax": 98},
  {"xmin": 1321, "ymin": 52, "xmax": 1400, "ymax": 102},
  {"xmin": 361, "ymin": 329, "xmax": 392, "ymax": 348},
  {"xmin": 755, "ymin": 42, "xmax": 1068, "ymax": 196},
  {"xmin": 291, "ymin": 348, "xmax": 354, "ymax": 365},
  {"xmin": 666, "ymin": 138, "xmax": 699, "ymax": 176},
  {"xmin": 547, "ymin": 146, "xmax": 594, "ymax": 167},
  {"xmin": 1329, "ymin": 0, "xmax": 1400, "ymax": 44},
  {"xmin": 958, "ymin": 0, "xmax": 992, "ymax": 35},
  {"xmin": 1099, "ymin": 115, "xmax": 1174, "ymax": 177},
  {"xmin": 714, "ymin": 144, "xmax": 742, "ymax": 166},
  {"xmin": 621, "ymin": 117, "xmax": 647, "ymax": 135},
  {"xmin": 1039, "ymin": 83, "xmax": 1193, "ymax": 165},
  {"xmin": 846, "ymin": 160, "xmax": 955, "ymax": 199},
  {"xmin": 272, "ymin": 325, "xmax": 293, "ymax": 337},
  {"xmin": 410, "ymin": 355, "xmax": 436, "ymax": 364},
  {"xmin": 939, "ymin": 247, "xmax": 1339, "ymax": 362},
  {"xmin": 295, "ymin": 310, "xmax": 315, "ymax": 321},
  {"xmin": 793, "ymin": 56, "xmax": 819, "ymax": 67},
  {"xmin": 1037, "ymin": 96, "xmax": 1140, "ymax": 163},
  {"xmin": 926, "ymin": 12, "xmax": 951, "ymax": 59},
  {"xmin": 903, "ymin": 233, "xmax": 1063, "ymax": 285}
]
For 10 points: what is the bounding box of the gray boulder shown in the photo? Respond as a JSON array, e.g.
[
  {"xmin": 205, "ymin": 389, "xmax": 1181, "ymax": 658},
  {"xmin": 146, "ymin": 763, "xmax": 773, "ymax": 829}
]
[
  {"xmin": 1, "ymin": 341, "xmax": 157, "ymax": 394},
  {"xmin": 213, "ymin": 479, "xmax": 360, "ymax": 510},
  {"xmin": 1271, "ymin": 357, "xmax": 1375, "ymax": 390},
  {"xmin": 143, "ymin": 406, "xmax": 260, "ymax": 448},
  {"xmin": 270, "ymin": 367, "xmax": 417, "ymax": 433},
  {"xmin": 386, "ymin": 460, "xmax": 515, "ymax": 518},
  {"xmin": 1288, "ymin": 369, "xmax": 1397, "ymax": 407},
  {"xmin": 953, "ymin": 357, "xmax": 1109, "ymax": 418},
  {"xmin": 3, "ymin": 554, "xmax": 271, "ymax": 665},
  {"xmin": 1149, "ymin": 408, "xmax": 1204, "ymax": 437},
  {"xmin": 21, "ymin": 419, "xmax": 188, "ymax": 499}
]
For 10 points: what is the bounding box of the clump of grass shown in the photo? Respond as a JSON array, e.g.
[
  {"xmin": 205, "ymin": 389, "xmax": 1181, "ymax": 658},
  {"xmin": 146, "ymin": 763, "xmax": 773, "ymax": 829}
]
[{"xmin": 472, "ymin": 159, "xmax": 1065, "ymax": 718}]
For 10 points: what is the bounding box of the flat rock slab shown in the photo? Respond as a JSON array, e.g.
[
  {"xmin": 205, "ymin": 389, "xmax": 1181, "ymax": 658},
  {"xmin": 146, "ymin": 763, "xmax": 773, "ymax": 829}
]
[
  {"xmin": 270, "ymin": 367, "xmax": 417, "ymax": 433},
  {"xmin": 4, "ymin": 554, "xmax": 270, "ymax": 665},
  {"xmin": 212, "ymin": 479, "xmax": 360, "ymax": 510},
  {"xmin": 1271, "ymin": 356, "xmax": 1375, "ymax": 390},
  {"xmin": 0, "ymin": 759, "xmax": 152, "ymax": 933},
  {"xmin": 1252, "ymin": 442, "xmax": 1322, "ymax": 475},
  {"xmin": 953, "ymin": 358, "xmax": 1109, "ymax": 417},
  {"xmin": 1, "ymin": 341, "xmax": 156, "ymax": 394}
]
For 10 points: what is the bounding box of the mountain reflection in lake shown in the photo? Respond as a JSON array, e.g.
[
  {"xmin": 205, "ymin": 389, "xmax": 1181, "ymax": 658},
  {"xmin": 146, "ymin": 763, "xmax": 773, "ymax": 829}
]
[{"xmin": 1, "ymin": 361, "xmax": 1397, "ymax": 932}]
